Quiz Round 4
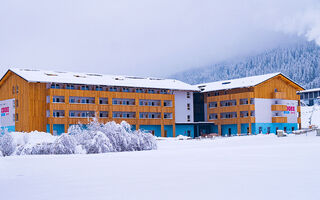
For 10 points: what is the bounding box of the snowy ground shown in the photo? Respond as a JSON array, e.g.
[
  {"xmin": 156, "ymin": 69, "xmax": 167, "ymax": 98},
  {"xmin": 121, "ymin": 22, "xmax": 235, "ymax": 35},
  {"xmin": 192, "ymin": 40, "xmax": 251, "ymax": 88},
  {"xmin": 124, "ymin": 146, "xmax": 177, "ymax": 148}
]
[
  {"xmin": 301, "ymin": 105, "xmax": 320, "ymax": 128},
  {"xmin": 1, "ymin": 133, "xmax": 320, "ymax": 200}
]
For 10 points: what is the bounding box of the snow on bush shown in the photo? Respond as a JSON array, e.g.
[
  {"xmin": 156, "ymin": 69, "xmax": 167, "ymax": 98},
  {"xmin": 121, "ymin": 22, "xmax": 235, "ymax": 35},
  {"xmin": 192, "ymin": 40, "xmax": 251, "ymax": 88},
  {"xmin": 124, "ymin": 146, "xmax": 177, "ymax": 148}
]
[
  {"xmin": 0, "ymin": 120, "xmax": 157, "ymax": 156},
  {"xmin": 0, "ymin": 131, "xmax": 15, "ymax": 156}
]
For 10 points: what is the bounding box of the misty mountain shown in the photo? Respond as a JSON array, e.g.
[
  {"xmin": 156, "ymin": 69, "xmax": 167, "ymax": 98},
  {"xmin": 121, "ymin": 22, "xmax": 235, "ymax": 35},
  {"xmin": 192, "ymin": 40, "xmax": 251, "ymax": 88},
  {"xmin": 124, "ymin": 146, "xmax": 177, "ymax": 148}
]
[{"xmin": 171, "ymin": 41, "xmax": 320, "ymax": 89}]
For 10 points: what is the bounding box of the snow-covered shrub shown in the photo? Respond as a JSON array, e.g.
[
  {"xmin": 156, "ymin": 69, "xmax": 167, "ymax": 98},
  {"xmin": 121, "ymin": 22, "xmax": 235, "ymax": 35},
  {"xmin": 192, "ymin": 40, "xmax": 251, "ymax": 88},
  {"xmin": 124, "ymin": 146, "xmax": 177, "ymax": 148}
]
[
  {"xmin": 51, "ymin": 134, "xmax": 77, "ymax": 154},
  {"xmin": 71, "ymin": 119, "xmax": 157, "ymax": 153},
  {"xmin": 2, "ymin": 120, "xmax": 157, "ymax": 156},
  {"xmin": 82, "ymin": 131, "xmax": 114, "ymax": 154},
  {"xmin": 0, "ymin": 132, "xmax": 15, "ymax": 156}
]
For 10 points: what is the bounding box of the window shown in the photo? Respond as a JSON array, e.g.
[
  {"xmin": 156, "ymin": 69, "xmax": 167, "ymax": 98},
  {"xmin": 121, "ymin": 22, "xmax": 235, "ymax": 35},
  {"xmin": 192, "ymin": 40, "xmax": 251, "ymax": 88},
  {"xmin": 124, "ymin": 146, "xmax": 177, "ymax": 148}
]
[
  {"xmin": 187, "ymin": 115, "xmax": 190, "ymax": 122},
  {"xmin": 240, "ymin": 98, "xmax": 248, "ymax": 105},
  {"xmin": 66, "ymin": 84, "xmax": 75, "ymax": 89},
  {"xmin": 309, "ymin": 92, "xmax": 314, "ymax": 99},
  {"xmin": 187, "ymin": 92, "xmax": 190, "ymax": 98},
  {"xmin": 187, "ymin": 130, "xmax": 191, "ymax": 137},
  {"xmin": 267, "ymin": 127, "xmax": 270, "ymax": 134},
  {"xmin": 164, "ymin": 113, "xmax": 172, "ymax": 119},
  {"xmin": 274, "ymin": 88, "xmax": 278, "ymax": 92},
  {"xmin": 187, "ymin": 103, "xmax": 190, "ymax": 110},
  {"xmin": 209, "ymin": 113, "xmax": 218, "ymax": 120},
  {"xmin": 16, "ymin": 86, "xmax": 19, "ymax": 94},
  {"xmin": 12, "ymin": 86, "xmax": 15, "ymax": 95},
  {"xmin": 15, "ymin": 113, "xmax": 18, "ymax": 121},
  {"xmin": 99, "ymin": 98, "xmax": 108, "ymax": 105},
  {"xmin": 15, "ymin": 99, "xmax": 18, "ymax": 107},
  {"xmin": 99, "ymin": 111, "xmax": 108, "ymax": 118},
  {"xmin": 163, "ymin": 100, "xmax": 172, "ymax": 107},
  {"xmin": 259, "ymin": 127, "xmax": 262, "ymax": 134},
  {"xmin": 81, "ymin": 85, "xmax": 89, "ymax": 90},
  {"xmin": 209, "ymin": 102, "xmax": 217, "ymax": 108},
  {"xmin": 96, "ymin": 86, "xmax": 103, "ymax": 91}
]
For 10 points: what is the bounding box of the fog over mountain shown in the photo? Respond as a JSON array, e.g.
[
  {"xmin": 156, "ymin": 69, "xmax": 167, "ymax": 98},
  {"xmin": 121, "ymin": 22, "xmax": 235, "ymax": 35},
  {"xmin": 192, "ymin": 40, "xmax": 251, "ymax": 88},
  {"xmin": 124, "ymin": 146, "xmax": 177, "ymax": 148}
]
[{"xmin": 171, "ymin": 41, "xmax": 320, "ymax": 89}]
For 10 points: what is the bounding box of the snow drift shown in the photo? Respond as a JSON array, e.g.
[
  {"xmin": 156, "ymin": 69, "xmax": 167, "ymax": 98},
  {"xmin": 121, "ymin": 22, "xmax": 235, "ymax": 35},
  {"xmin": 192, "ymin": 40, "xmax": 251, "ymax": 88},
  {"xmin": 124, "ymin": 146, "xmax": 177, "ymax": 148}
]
[{"xmin": 0, "ymin": 120, "xmax": 157, "ymax": 156}]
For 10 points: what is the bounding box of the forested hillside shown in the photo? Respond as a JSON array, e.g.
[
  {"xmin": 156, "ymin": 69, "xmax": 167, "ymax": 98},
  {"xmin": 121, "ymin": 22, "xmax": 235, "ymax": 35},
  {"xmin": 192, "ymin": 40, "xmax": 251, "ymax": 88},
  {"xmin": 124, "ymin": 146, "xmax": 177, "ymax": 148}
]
[{"xmin": 172, "ymin": 41, "xmax": 320, "ymax": 89}]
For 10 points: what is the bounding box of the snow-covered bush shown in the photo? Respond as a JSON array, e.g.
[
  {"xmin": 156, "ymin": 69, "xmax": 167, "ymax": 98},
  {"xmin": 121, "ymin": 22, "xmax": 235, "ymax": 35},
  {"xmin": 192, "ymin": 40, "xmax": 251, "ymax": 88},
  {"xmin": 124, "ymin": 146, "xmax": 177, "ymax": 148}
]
[
  {"xmin": 0, "ymin": 132, "xmax": 16, "ymax": 156},
  {"xmin": 51, "ymin": 134, "xmax": 78, "ymax": 154},
  {"xmin": 0, "ymin": 120, "xmax": 157, "ymax": 156}
]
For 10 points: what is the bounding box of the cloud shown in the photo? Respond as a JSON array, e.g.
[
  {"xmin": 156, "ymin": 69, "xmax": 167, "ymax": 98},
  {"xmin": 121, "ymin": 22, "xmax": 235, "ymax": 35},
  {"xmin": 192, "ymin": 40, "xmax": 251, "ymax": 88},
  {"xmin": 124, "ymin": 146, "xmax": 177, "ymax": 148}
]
[
  {"xmin": 277, "ymin": 6, "xmax": 320, "ymax": 45},
  {"xmin": 0, "ymin": 0, "xmax": 319, "ymax": 78}
]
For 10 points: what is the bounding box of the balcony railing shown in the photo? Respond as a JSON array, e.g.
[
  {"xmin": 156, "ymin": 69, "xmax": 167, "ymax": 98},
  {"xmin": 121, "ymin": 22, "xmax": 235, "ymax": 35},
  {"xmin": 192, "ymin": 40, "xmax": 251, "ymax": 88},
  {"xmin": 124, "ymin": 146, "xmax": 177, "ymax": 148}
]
[
  {"xmin": 272, "ymin": 117, "xmax": 287, "ymax": 123},
  {"xmin": 271, "ymin": 105, "xmax": 287, "ymax": 111}
]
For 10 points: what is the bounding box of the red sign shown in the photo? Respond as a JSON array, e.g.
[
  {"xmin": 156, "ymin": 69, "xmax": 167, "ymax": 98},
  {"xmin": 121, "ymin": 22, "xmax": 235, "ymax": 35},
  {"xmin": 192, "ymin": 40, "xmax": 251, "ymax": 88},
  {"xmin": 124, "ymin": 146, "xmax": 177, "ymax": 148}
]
[
  {"xmin": 1, "ymin": 107, "xmax": 9, "ymax": 113},
  {"xmin": 287, "ymin": 106, "xmax": 295, "ymax": 112}
]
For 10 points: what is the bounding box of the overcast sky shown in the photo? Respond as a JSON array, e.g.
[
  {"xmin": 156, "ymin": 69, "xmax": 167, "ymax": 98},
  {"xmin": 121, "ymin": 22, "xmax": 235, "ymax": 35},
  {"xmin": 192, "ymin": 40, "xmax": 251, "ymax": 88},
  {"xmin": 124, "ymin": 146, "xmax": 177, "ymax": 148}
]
[{"xmin": 0, "ymin": 0, "xmax": 319, "ymax": 78}]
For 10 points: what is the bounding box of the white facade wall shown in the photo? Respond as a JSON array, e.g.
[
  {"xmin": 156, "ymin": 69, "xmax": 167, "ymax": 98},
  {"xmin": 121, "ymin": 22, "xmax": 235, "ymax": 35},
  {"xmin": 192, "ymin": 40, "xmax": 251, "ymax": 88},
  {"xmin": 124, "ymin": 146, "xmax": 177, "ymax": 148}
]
[
  {"xmin": 255, "ymin": 98, "xmax": 298, "ymax": 123},
  {"xmin": 173, "ymin": 91, "xmax": 194, "ymax": 123}
]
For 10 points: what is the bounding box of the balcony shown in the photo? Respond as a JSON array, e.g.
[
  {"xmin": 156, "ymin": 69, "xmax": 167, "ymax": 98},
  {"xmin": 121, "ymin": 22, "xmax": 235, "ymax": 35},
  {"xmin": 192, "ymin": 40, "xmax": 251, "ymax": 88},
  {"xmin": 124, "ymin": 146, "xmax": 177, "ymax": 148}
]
[
  {"xmin": 271, "ymin": 105, "xmax": 287, "ymax": 111},
  {"xmin": 272, "ymin": 117, "xmax": 287, "ymax": 123},
  {"xmin": 297, "ymin": 106, "xmax": 301, "ymax": 112},
  {"xmin": 273, "ymin": 92, "xmax": 286, "ymax": 99},
  {"xmin": 298, "ymin": 117, "xmax": 301, "ymax": 123}
]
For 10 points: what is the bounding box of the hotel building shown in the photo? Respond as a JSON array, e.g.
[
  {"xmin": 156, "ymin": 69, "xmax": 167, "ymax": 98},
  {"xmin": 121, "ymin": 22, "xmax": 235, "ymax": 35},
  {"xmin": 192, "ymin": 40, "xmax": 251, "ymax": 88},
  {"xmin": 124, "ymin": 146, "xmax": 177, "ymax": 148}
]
[
  {"xmin": 0, "ymin": 68, "xmax": 198, "ymax": 137},
  {"xmin": 196, "ymin": 73, "xmax": 304, "ymax": 136}
]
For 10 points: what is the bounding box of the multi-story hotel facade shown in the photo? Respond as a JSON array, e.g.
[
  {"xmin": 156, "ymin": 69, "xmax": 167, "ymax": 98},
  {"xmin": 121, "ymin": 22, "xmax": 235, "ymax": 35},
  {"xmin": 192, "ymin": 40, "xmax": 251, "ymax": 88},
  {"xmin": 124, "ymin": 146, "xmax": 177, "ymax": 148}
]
[
  {"xmin": 0, "ymin": 69, "xmax": 305, "ymax": 137},
  {"xmin": 196, "ymin": 73, "xmax": 304, "ymax": 136},
  {"xmin": 0, "ymin": 68, "xmax": 197, "ymax": 137}
]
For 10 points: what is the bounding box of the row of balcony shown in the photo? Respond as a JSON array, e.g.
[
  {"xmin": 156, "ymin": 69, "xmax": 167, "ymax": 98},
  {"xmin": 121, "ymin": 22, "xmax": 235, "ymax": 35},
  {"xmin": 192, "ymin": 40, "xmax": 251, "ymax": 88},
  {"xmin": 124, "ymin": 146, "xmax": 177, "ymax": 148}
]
[
  {"xmin": 209, "ymin": 111, "xmax": 255, "ymax": 120},
  {"xmin": 208, "ymin": 98, "xmax": 255, "ymax": 108},
  {"xmin": 49, "ymin": 83, "xmax": 172, "ymax": 94},
  {"xmin": 50, "ymin": 110, "xmax": 173, "ymax": 119},
  {"xmin": 50, "ymin": 96, "xmax": 173, "ymax": 107}
]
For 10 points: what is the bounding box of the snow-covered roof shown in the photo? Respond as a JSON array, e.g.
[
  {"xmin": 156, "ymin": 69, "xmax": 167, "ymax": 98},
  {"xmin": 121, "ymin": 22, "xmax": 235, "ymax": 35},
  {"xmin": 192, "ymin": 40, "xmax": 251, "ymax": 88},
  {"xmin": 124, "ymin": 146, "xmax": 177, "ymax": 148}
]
[
  {"xmin": 196, "ymin": 72, "xmax": 303, "ymax": 92},
  {"xmin": 298, "ymin": 87, "xmax": 320, "ymax": 93},
  {"xmin": 7, "ymin": 68, "xmax": 199, "ymax": 91}
]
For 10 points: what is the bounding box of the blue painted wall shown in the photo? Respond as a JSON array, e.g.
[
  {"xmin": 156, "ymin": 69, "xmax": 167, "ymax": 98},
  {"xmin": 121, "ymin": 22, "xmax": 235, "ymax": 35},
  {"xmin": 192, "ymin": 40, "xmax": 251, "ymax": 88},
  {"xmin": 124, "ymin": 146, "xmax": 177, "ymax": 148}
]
[
  {"xmin": 212, "ymin": 125, "xmax": 218, "ymax": 134},
  {"xmin": 140, "ymin": 125, "xmax": 162, "ymax": 137},
  {"xmin": 175, "ymin": 124, "xmax": 194, "ymax": 137},
  {"xmin": 164, "ymin": 125, "xmax": 173, "ymax": 137},
  {"xmin": 53, "ymin": 124, "xmax": 65, "ymax": 135},
  {"xmin": 0, "ymin": 126, "xmax": 15, "ymax": 134},
  {"xmin": 46, "ymin": 124, "xmax": 50, "ymax": 133},
  {"xmin": 221, "ymin": 124, "xmax": 238, "ymax": 136},
  {"xmin": 131, "ymin": 125, "xmax": 136, "ymax": 132},
  {"xmin": 241, "ymin": 123, "xmax": 249, "ymax": 135},
  {"xmin": 252, "ymin": 123, "xmax": 298, "ymax": 134}
]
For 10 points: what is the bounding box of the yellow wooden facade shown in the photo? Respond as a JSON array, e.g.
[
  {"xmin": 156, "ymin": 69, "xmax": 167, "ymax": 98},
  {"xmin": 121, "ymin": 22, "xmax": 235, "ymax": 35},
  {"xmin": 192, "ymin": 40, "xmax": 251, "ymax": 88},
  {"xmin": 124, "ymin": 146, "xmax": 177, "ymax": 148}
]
[
  {"xmin": 205, "ymin": 74, "xmax": 303, "ymax": 135},
  {"xmin": 0, "ymin": 71, "xmax": 176, "ymax": 137}
]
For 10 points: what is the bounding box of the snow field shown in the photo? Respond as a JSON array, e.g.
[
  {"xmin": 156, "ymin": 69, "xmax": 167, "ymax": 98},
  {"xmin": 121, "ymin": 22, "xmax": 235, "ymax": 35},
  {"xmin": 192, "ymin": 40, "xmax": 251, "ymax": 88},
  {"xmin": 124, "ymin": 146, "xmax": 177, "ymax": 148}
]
[{"xmin": 1, "ymin": 133, "xmax": 319, "ymax": 200}]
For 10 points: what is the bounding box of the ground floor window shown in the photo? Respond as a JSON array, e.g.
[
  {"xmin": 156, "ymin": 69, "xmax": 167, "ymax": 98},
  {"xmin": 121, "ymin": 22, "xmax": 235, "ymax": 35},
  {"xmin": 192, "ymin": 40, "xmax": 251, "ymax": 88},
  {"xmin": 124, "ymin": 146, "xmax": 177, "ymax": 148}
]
[{"xmin": 259, "ymin": 127, "xmax": 262, "ymax": 134}]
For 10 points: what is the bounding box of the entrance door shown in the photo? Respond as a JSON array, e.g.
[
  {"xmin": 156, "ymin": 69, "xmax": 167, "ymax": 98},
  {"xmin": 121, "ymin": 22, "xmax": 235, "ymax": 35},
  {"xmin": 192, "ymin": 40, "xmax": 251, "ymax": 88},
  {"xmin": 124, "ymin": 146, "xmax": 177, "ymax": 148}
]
[
  {"xmin": 284, "ymin": 127, "xmax": 287, "ymax": 133},
  {"xmin": 164, "ymin": 130, "xmax": 167, "ymax": 137},
  {"xmin": 228, "ymin": 128, "xmax": 231, "ymax": 137}
]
